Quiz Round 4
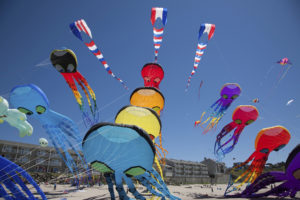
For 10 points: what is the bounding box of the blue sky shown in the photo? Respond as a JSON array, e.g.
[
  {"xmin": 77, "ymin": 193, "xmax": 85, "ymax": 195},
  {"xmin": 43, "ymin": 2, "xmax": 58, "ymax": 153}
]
[{"xmin": 0, "ymin": 0, "xmax": 300, "ymax": 167}]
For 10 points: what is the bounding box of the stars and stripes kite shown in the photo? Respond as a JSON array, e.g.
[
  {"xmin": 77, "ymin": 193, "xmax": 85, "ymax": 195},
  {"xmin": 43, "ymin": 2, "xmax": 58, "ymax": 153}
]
[
  {"xmin": 151, "ymin": 7, "xmax": 168, "ymax": 62},
  {"xmin": 186, "ymin": 23, "xmax": 215, "ymax": 91},
  {"xmin": 69, "ymin": 19, "xmax": 128, "ymax": 89}
]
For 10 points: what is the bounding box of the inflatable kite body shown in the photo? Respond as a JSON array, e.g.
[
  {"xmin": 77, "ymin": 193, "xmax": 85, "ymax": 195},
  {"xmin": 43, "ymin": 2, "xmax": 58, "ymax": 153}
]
[
  {"xmin": 225, "ymin": 126, "xmax": 291, "ymax": 194},
  {"xmin": 70, "ymin": 19, "xmax": 128, "ymax": 89},
  {"xmin": 214, "ymin": 105, "xmax": 259, "ymax": 159},
  {"xmin": 130, "ymin": 87, "xmax": 165, "ymax": 115},
  {"xmin": 195, "ymin": 83, "xmax": 241, "ymax": 134},
  {"xmin": 83, "ymin": 122, "xmax": 180, "ymax": 200},
  {"xmin": 230, "ymin": 144, "xmax": 300, "ymax": 198},
  {"xmin": 141, "ymin": 63, "xmax": 164, "ymax": 89},
  {"xmin": 186, "ymin": 23, "xmax": 215, "ymax": 90},
  {"xmin": 0, "ymin": 96, "xmax": 33, "ymax": 137},
  {"xmin": 150, "ymin": 7, "xmax": 167, "ymax": 62},
  {"xmin": 9, "ymin": 84, "xmax": 89, "ymax": 180},
  {"xmin": 39, "ymin": 138, "xmax": 48, "ymax": 147},
  {"xmin": 0, "ymin": 156, "xmax": 47, "ymax": 200},
  {"xmin": 50, "ymin": 49, "xmax": 98, "ymax": 127}
]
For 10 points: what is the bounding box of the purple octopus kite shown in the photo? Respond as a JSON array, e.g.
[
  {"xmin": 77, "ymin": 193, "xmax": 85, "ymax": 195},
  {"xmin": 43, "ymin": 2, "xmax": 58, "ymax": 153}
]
[
  {"xmin": 229, "ymin": 144, "xmax": 300, "ymax": 198},
  {"xmin": 195, "ymin": 83, "xmax": 241, "ymax": 134}
]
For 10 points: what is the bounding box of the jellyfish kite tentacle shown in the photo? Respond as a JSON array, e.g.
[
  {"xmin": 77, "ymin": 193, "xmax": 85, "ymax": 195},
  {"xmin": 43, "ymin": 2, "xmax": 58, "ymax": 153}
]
[
  {"xmin": 140, "ymin": 171, "xmax": 180, "ymax": 200},
  {"xmin": 122, "ymin": 174, "xmax": 146, "ymax": 200},
  {"xmin": 114, "ymin": 172, "xmax": 132, "ymax": 200},
  {"xmin": 70, "ymin": 19, "xmax": 128, "ymax": 89},
  {"xmin": 136, "ymin": 175, "xmax": 166, "ymax": 200},
  {"xmin": 104, "ymin": 173, "xmax": 116, "ymax": 200}
]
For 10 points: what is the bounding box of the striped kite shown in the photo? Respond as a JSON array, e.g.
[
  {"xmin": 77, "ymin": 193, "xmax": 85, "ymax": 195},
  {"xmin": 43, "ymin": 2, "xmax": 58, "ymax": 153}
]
[
  {"xmin": 186, "ymin": 23, "xmax": 215, "ymax": 91},
  {"xmin": 151, "ymin": 7, "xmax": 168, "ymax": 62},
  {"xmin": 70, "ymin": 19, "xmax": 128, "ymax": 89}
]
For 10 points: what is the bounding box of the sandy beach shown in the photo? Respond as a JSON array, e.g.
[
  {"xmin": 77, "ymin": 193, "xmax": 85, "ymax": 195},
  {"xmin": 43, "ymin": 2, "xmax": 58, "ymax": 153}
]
[{"xmin": 37, "ymin": 183, "xmax": 300, "ymax": 200}]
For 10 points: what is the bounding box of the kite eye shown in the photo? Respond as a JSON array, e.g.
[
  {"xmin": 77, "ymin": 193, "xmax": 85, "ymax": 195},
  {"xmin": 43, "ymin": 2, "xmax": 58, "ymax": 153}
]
[
  {"xmin": 36, "ymin": 105, "xmax": 46, "ymax": 115},
  {"xmin": 154, "ymin": 78, "xmax": 161, "ymax": 83},
  {"xmin": 293, "ymin": 169, "xmax": 300, "ymax": 180},
  {"xmin": 231, "ymin": 95, "xmax": 239, "ymax": 100},
  {"xmin": 18, "ymin": 107, "xmax": 33, "ymax": 116},
  {"xmin": 234, "ymin": 119, "xmax": 242, "ymax": 124},
  {"xmin": 245, "ymin": 119, "xmax": 254, "ymax": 125},
  {"xmin": 66, "ymin": 64, "xmax": 75, "ymax": 72},
  {"xmin": 152, "ymin": 106, "xmax": 160, "ymax": 113},
  {"xmin": 124, "ymin": 167, "xmax": 146, "ymax": 177},
  {"xmin": 55, "ymin": 64, "xmax": 65, "ymax": 73},
  {"xmin": 144, "ymin": 77, "xmax": 150, "ymax": 82},
  {"xmin": 274, "ymin": 144, "xmax": 286, "ymax": 151},
  {"xmin": 222, "ymin": 94, "xmax": 228, "ymax": 99},
  {"xmin": 259, "ymin": 148, "xmax": 269, "ymax": 154},
  {"xmin": 91, "ymin": 161, "xmax": 114, "ymax": 173}
]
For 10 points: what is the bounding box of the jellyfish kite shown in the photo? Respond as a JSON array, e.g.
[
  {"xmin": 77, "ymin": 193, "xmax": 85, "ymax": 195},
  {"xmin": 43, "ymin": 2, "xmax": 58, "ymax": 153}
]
[
  {"xmin": 50, "ymin": 49, "xmax": 98, "ymax": 127},
  {"xmin": 150, "ymin": 7, "xmax": 168, "ymax": 62},
  {"xmin": 195, "ymin": 83, "xmax": 241, "ymax": 134},
  {"xmin": 115, "ymin": 106, "xmax": 166, "ymax": 178},
  {"xmin": 0, "ymin": 96, "xmax": 33, "ymax": 137},
  {"xmin": 141, "ymin": 63, "xmax": 164, "ymax": 89},
  {"xmin": 9, "ymin": 84, "xmax": 89, "ymax": 180},
  {"xmin": 186, "ymin": 23, "xmax": 215, "ymax": 90},
  {"xmin": 215, "ymin": 105, "xmax": 259, "ymax": 159},
  {"xmin": 69, "ymin": 19, "xmax": 128, "ymax": 89},
  {"xmin": 130, "ymin": 87, "xmax": 165, "ymax": 115},
  {"xmin": 225, "ymin": 125, "xmax": 291, "ymax": 195},
  {"xmin": 0, "ymin": 156, "xmax": 47, "ymax": 200},
  {"xmin": 83, "ymin": 122, "xmax": 180, "ymax": 200},
  {"xmin": 228, "ymin": 144, "xmax": 300, "ymax": 198}
]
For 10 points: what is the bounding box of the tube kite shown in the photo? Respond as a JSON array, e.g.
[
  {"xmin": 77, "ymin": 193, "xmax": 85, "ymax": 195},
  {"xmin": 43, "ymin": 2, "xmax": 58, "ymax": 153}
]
[
  {"xmin": 186, "ymin": 23, "xmax": 215, "ymax": 90},
  {"xmin": 70, "ymin": 19, "xmax": 128, "ymax": 89},
  {"xmin": 151, "ymin": 7, "xmax": 168, "ymax": 62}
]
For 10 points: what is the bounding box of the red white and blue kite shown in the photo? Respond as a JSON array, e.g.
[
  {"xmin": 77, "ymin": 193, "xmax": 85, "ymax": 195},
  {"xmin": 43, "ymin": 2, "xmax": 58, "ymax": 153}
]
[
  {"xmin": 70, "ymin": 19, "xmax": 128, "ymax": 89},
  {"xmin": 151, "ymin": 7, "xmax": 168, "ymax": 62},
  {"xmin": 186, "ymin": 23, "xmax": 215, "ymax": 91}
]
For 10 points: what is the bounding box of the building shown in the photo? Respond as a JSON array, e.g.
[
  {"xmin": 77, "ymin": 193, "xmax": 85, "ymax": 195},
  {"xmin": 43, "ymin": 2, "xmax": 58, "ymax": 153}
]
[
  {"xmin": 0, "ymin": 140, "xmax": 229, "ymax": 184},
  {"xmin": 0, "ymin": 139, "xmax": 83, "ymax": 174},
  {"xmin": 163, "ymin": 158, "xmax": 210, "ymax": 184},
  {"xmin": 201, "ymin": 158, "xmax": 229, "ymax": 184}
]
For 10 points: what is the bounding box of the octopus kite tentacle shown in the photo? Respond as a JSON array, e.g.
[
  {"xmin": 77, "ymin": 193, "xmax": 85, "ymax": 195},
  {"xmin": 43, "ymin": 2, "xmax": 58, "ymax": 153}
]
[{"xmin": 0, "ymin": 156, "xmax": 47, "ymax": 200}]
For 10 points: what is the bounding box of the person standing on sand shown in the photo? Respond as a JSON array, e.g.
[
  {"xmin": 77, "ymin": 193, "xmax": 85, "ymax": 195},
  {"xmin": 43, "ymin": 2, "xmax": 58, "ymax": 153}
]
[{"xmin": 54, "ymin": 183, "xmax": 56, "ymax": 190}]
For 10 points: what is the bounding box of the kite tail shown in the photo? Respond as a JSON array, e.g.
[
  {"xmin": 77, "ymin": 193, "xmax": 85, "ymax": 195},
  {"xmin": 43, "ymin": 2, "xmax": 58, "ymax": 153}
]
[
  {"xmin": 153, "ymin": 27, "xmax": 164, "ymax": 62},
  {"xmin": 154, "ymin": 156, "xmax": 164, "ymax": 181},
  {"xmin": 84, "ymin": 40, "xmax": 128, "ymax": 90},
  {"xmin": 62, "ymin": 73, "xmax": 83, "ymax": 110},
  {"xmin": 70, "ymin": 19, "xmax": 128, "ymax": 90}
]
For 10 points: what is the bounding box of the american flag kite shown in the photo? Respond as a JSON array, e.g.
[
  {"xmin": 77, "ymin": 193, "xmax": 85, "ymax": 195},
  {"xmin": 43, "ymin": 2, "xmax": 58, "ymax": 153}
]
[
  {"xmin": 151, "ymin": 7, "xmax": 168, "ymax": 62},
  {"xmin": 70, "ymin": 19, "xmax": 128, "ymax": 90},
  {"xmin": 186, "ymin": 23, "xmax": 215, "ymax": 91}
]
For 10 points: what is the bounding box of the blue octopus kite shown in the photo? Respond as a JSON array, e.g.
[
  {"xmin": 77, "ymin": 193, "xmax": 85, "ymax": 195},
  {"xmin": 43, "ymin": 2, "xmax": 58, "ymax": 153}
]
[
  {"xmin": 9, "ymin": 84, "xmax": 89, "ymax": 180},
  {"xmin": 83, "ymin": 122, "xmax": 180, "ymax": 200},
  {"xmin": 0, "ymin": 156, "xmax": 47, "ymax": 200}
]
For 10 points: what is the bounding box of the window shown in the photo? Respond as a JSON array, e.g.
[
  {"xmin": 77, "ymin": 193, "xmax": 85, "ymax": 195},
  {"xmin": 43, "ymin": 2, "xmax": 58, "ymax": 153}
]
[{"xmin": 2, "ymin": 145, "xmax": 12, "ymax": 153}]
